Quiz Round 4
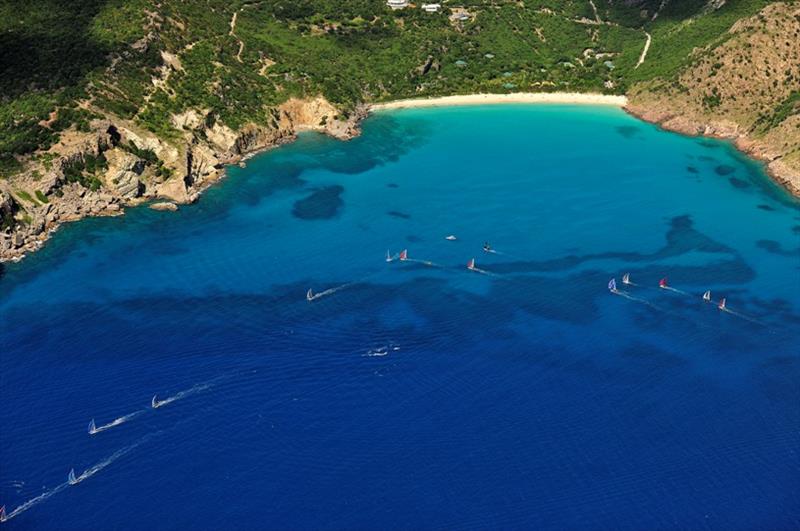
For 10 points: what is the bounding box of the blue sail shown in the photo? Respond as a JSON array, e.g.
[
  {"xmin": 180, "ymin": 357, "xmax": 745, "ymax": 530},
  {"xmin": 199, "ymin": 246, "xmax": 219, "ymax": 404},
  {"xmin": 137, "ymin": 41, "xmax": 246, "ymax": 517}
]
[{"xmin": 608, "ymin": 278, "xmax": 616, "ymax": 292}]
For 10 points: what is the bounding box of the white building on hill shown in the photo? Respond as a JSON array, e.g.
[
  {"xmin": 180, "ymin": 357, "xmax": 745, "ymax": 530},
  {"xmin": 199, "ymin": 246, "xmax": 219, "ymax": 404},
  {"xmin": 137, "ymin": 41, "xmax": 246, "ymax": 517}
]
[
  {"xmin": 422, "ymin": 3, "xmax": 441, "ymax": 12},
  {"xmin": 387, "ymin": 0, "xmax": 409, "ymax": 9}
]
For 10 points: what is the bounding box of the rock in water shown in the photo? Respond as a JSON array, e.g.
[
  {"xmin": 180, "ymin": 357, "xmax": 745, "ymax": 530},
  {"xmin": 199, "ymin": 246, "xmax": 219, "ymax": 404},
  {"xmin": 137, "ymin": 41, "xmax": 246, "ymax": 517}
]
[{"xmin": 149, "ymin": 202, "xmax": 179, "ymax": 212}]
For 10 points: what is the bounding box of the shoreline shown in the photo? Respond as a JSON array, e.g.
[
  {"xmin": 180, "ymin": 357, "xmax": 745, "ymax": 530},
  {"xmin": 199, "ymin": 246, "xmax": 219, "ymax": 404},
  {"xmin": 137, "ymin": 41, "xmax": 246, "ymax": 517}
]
[
  {"xmin": 2, "ymin": 92, "xmax": 797, "ymax": 264},
  {"xmin": 370, "ymin": 92, "xmax": 628, "ymax": 111}
]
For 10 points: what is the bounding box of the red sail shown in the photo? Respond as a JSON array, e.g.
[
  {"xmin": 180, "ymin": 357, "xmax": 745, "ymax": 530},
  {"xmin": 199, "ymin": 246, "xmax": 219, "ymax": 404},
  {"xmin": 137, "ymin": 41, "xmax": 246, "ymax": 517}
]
[
  {"xmin": 399, "ymin": 250, "xmax": 407, "ymax": 261},
  {"xmin": 467, "ymin": 258, "xmax": 475, "ymax": 270},
  {"xmin": 659, "ymin": 277, "xmax": 667, "ymax": 288},
  {"xmin": 718, "ymin": 298, "xmax": 726, "ymax": 310}
]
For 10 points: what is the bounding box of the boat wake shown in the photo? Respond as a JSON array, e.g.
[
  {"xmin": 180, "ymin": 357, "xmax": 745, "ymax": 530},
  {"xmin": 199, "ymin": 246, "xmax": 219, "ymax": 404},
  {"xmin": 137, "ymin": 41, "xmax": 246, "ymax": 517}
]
[
  {"xmin": 74, "ymin": 436, "xmax": 152, "ymax": 484},
  {"xmin": 397, "ymin": 249, "xmax": 443, "ymax": 268},
  {"xmin": 466, "ymin": 258, "xmax": 499, "ymax": 277},
  {"xmin": 719, "ymin": 306, "xmax": 768, "ymax": 326},
  {"xmin": 364, "ymin": 344, "xmax": 400, "ymax": 357},
  {"xmin": 1, "ymin": 483, "xmax": 69, "ymax": 522},
  {"xmin": 2, "ymin": 434, "xmax": 154, "ymax": 522},
  {"xmin": 306, "ymin": 283, "xmax": 352, "ymax": 302},
  {"xmin": 152, "ymin": 382, "xmax": 213, "ymax": 409},
  {"xmin": 88, "ymin": 411, "xmax": 144, "ymax": 435},
  {"xmin": 658, "ymin": 277, "xmax": 691, "ymax": 296}
]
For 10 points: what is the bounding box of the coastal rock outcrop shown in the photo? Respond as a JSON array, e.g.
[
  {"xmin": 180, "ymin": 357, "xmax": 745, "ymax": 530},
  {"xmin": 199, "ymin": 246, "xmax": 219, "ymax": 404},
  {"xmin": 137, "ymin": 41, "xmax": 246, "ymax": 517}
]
[
  {"xmin": 1, "ymin": 94, "xmax": 367, "ymax": 263},
  {"xmin": 103, "ymin": 150, "xmax": 145, "ymax": 199}
]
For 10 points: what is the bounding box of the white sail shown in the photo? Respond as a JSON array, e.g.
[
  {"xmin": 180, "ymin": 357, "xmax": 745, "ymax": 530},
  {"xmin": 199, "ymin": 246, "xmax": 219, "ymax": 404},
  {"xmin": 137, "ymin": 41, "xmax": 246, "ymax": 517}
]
[
  {"xmin": 68, "ymin": 469, "xmax": 77, "ymax": 485},
  {"xmin": 622, "ymin": 273, "xmax": 630, "ymax": 285},
  {"xmin": 703, "ymin": 290, "xmax": 711, "ymax": 301},
  {"xmin": 88, "ymin": 419, "xmax": 96, "ymax": 434},
  {"xmin": 306, "ymin": 288, "xmax": 314, "ymax": 301},
  {"xmin": 151, "ymin": 395, "xmax": 159, "ymax": 409},
  {"xmin": 386, "ymin": 250, "xmax": 392, "ymax": 262}
]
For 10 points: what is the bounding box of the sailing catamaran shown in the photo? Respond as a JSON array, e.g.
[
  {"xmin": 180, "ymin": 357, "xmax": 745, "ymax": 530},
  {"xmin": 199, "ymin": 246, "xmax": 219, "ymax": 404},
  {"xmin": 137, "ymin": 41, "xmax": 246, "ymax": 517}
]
[
  {"xmin": 467, "ymin": 258, "xmax": 476, "ymax": 271},
  {"xmin": 151, "ymin": 395, "xmax": 160, "ymax": 409},
  {"xmin": 622, "ymin": 273, "xmax": 631, "ymax": 285},
  {"xmin": 68, "ymin": 469, "xmax": 78, "ymax": 485},
  {"xmin": 703, "ymin": 290, "xmax": 711, "ymax": 302},
  {"xmin": 659, "ymin": 277, "xmax": 668, "ymax": 289},
  {"xmin": 306, "ymin": 288, "xmax": 314, "ymax": 301},
  {"xmin": 386, "ymin": 250, "xmax": 394, "ymax": 262},
  {"xmin": 718, "ymin": 298, "xmax": 726, "ymax": 311},
  {"xmin": 0, "ymin": 505, "xmax": 6, "ymax": 522},
  {"xmin": 88, "ymin": 419, "xmax": 97, "ymax": 435},
  {"xmin": 608, "ymin": 278, "xmax": 617, "ymax": 293},
  {"xmin": 399, "ymin": 249, "xmax": 408, "ymax": 261}
]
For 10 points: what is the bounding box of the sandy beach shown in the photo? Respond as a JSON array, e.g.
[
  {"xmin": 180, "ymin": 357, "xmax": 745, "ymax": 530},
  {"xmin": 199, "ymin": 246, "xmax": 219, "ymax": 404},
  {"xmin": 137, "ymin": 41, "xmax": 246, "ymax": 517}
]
[{"xmin": 370, "ymin": 92, "xmax": 628, "ymax": 111}]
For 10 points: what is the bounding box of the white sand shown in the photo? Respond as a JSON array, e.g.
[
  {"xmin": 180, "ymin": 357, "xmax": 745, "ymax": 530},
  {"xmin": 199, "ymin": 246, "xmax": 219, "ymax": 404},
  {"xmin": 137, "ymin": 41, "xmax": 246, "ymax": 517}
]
[{"xmin": 370, "ymin": 92, "xmax": 628, "ymax": 111}]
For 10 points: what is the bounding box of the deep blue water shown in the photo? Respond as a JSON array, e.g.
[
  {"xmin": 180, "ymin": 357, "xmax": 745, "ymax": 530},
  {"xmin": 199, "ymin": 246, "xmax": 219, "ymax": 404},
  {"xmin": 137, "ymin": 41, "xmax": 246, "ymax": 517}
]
[{"xmin": 1, "ymin": 105, "xmax": 799, "ymax": 530}]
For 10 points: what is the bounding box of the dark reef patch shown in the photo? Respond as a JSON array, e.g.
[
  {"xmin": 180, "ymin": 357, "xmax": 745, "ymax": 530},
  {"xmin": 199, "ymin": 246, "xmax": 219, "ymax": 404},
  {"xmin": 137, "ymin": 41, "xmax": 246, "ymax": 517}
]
[
  {"xmin": 687, "ymin": 166, "xmax": 699, "ymax": 174},
  {"xmin": 698, "ymin": 140, "xmax": 721, "ymax": 149},
  {"xmin": 292, "ymin": 185, "xmax": 344, "ymax": 220},
  {"xmin": 792, "ymin": 225, "xmax": 800, "ymax": 234},
  {"xmin": 699, "ymin": 155, "xmax": 716, "ymax": 162},
  {"xmin": 757, "ymin": 204, "xmax": 776, "ymax": 212},
  {"xmin": 406, "ymin": 235, "xmax": 423, "ymax": 243},
  {"xmin": 715, "ymin": 165, "xmax": 735, "ymax": 176},
  {"xmin": 387, "ymin": 183, "xmax": 399, "ymax": 189},
  {"xmin": 728, "ymin": 177, "xmax": 750, "ymax": 189},
  {"xmin": 756, "ymin": 240, "xmax": 800, "ymax": 257},
  {"xmin": 388, "ymin": 211, "xmax": 411, "ymax": 220},
  {"xmin": 615, "ymin": 126, "xmax": 640, "ymax": 139}
]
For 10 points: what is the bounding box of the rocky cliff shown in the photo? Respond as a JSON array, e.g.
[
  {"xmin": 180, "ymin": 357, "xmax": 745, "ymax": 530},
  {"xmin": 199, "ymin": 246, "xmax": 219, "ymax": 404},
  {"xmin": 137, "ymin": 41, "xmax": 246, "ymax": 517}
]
[{"xmin": 0, "ymin": 97, "xmax": 364, "ymax": 262}]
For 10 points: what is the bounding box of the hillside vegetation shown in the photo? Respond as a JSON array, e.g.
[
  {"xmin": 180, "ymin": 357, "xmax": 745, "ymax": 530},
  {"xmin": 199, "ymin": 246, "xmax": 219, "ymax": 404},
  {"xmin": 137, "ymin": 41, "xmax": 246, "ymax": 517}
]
[{"xmin": 1, "ymin": 0, "xmax": 798, "ymax": 258}]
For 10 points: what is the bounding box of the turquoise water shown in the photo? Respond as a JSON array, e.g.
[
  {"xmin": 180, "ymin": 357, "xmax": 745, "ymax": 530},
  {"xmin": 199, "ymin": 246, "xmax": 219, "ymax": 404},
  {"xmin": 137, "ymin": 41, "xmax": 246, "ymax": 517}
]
[{"xmin": 1, "ymin": 105, "xmax": 798, "ymax": 529}]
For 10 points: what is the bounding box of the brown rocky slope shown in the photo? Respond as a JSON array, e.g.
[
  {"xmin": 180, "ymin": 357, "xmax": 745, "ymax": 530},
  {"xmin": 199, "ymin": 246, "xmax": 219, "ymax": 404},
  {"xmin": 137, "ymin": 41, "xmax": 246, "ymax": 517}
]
[{"xmin": 626, "ymin": 2, "xmax": 800, "ymax": 195}]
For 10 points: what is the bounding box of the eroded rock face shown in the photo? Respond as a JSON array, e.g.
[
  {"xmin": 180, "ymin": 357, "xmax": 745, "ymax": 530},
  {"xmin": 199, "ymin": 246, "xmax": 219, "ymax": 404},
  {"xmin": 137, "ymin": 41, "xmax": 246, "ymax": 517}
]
[
  {"xmin": 1, "ymin": 95, "xmax": 363, "ymax": 262},
  {"xmin": 0, "ymin": 190, "xmax": 19, "ymax": 227},
  {"xmin": 103, "ymin": 150, "xmax": 145, "ymax": 199}
]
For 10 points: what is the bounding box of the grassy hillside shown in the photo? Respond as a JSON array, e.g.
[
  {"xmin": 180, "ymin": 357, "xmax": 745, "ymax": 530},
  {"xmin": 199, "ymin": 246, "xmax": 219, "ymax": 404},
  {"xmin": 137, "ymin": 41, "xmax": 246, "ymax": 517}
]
[{"xmin": 0, "ymin": 0, "xmax": 788, "ymax": 181}]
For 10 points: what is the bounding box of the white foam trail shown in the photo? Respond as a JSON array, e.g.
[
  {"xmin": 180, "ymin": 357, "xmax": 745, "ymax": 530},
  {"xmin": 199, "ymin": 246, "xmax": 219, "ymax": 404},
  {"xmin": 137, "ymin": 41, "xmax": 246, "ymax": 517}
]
[
  {"xmin": 3, "ymin": 483, "xmax": 69, "ymax": 521},
  {"xmin": 307, "ymin": 283, "xmax": 352, "ymax": 301},
  {"xmin": 612, "ymin": 289, "xmax": 661, "ymax": 309},
  {"xmin": 2, "ymin": 434, "xmax": 154, "ymax": 522},
  {"xmin": 468, "ymin": 266, "xmax": 500, "ymax": 278},
  {"xmin": 485, "ymin": 249, "xmax": 523, "ymax": 260},
  {"xmin": 152, "ymin": 382, "xmax": 212, "ymax": 409},
  {"xmin": 661, "ymin": 286, "xmax": 691, "ymax": 296},
  {"xmin": 74, "ymin": 436, "xmax": 152, "ymax": 484},
  {"xmin": 89, "ymin": 411, "xmax": 144, "ymax": 435},
  {"xmin": 403, "ymin": 258, "xmax": 443, "ymax": 268},
  {"xmin": 720, "ymin": 307, "xmax": 768, "ymax": 327},
  {"xmin": 363, "ymin": 343, "xmax": 400, "ymax": 357}
]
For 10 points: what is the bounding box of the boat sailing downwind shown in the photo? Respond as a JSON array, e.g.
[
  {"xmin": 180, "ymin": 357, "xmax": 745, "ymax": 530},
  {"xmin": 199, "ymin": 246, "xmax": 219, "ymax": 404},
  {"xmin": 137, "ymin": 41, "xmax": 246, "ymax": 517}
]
[
  {"xmin": 68, "ymin": 469, "xmax": 77, "ymax": 486},
  {"xmin": 88, "ymin": 419, "xmax": 97, "ymax": 435}
]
